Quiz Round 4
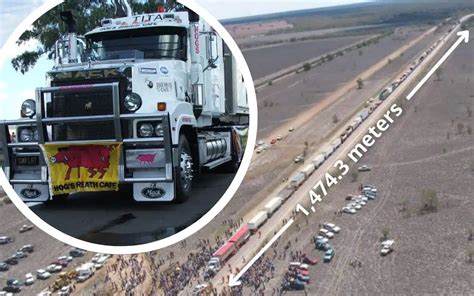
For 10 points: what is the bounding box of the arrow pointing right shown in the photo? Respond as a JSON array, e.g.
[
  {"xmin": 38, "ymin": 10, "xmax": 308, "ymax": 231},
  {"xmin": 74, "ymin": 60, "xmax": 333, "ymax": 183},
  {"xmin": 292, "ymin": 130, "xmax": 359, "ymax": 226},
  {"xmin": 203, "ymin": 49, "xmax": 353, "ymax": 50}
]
[{"xmin": 406, "ymin": 30, "xmax": 469, "ymax": 101}]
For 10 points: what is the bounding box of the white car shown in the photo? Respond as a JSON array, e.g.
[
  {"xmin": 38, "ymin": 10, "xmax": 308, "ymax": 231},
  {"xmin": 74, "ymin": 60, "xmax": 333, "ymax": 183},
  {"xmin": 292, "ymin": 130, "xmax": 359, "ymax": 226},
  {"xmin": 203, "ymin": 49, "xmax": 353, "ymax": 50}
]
[
  {"xmin": 358, "ymin": 165, "xmax": 371, "ymax": 171},
  {"xmin": 355, "ymin": 199, "xmax": 367, "ymax": 206},
  {"xmin": 319, "ymin": 228, "xmax": 335, "ymax": 239},
  {"xmin": 37, "ymin": 292, "xmax": 52, "ymax": 296},
  {"xmin": 323, "ymin": 223, "xmax": 341, "ymax": 233},
  {"xmin": 348, "ymin": 203, "xmax": 362, "ymax": 210},
  {"xmin": 381, "ymin": 247, "xmax": 393, "ymax": 256},
  {"xmin": 36, "ymin": 269, "xmax": 51, "ymax": 280},
  {"xmin": 356, "ymin": 195, "xmax": 368, "ymax": 202},
  {"xmin": 46, "ymin": 264, "xmax": 62, "ymax": 273},
  {"xmin": 257, "ymin": 140, "xmax": 265, "ymax": 146},
  {"xmin": 25, "ymin": 273, "xmax": 35, "ymax": 285},
  {"xmin": 276, "ymin": 135, "xmax": 283, "ymax": 141},
  {"xmin": 315, "ymin": 236, "xmax": 329, "ymax": 244},
  {"xmin": 342, "ymin": 207, "xmax": 356, "ymax": 214},
  {"xmin": 289, "ymin": 127, "xmax": 295, "ymax": 132},
  {"xmin": 299, "ymin": 263, "xmax": 309, "ymax": 270},
  {"xmin": 57, "ymin": 256, "xmax": 73, "ymax": 263},
  {"xmin": 288, "ymin": 262, "xmax": 301, "ymax": 268},
  {"xmin": 57, "ymin": 286, "xmax": 71, "ymax": 296},
  {"xmin": 256, "ymin": 147, "xmax": 263, "ymax": 154}
]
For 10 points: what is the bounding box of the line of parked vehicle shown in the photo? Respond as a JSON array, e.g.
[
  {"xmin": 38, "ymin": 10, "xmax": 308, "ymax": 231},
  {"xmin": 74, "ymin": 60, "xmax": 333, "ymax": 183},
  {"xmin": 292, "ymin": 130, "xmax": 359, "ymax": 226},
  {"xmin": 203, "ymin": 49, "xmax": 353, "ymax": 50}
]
[
  {"xmin": 342, "ymin": 184, "xmax": 378, "ymax": 215},
  {"xmin": 280, "ymin": 222, "xmax": 340, "ymax": 291}
]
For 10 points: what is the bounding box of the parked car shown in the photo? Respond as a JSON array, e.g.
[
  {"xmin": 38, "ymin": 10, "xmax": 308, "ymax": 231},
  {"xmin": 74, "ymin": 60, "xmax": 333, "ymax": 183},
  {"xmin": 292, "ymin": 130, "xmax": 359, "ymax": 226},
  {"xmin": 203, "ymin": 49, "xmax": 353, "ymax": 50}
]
[
  {"xmin": 323, "ymin": 223, "xmax": 341, "ymax": 233},
  {"xmin": 276, "ymin": 135, "xmax": 283, "ymax": 141},
  {"xmin": 0, "ymin": 237, "xmax": 13, "ymax": 245},
  {"xmin": 302, "ymin": 254, "xmax": 318, "ymax": 265},
  {"xmin": 289, "ymin": 127, "xmax": 295, "ymax": 132},
  {"xmin": 297, "ymin": 274, "xmax": 310, "ymax": 283},
  {"xmin": 19, "ymin": 245, "xmax": 34, "ymax": 253},
  {"xmin": 69, "ymin": 248, "xmax": 85, "ymax": 258},
  {"xmin": 36, "ymin": 269, "xmax": 51, "ymax": 280},
  {"xmin": 57, "ymin": 256, "xmax": 73, "ymax": 263},
  {"xmin": 323, "ymin": 249, "xmax": 335, "ymax": 262},
  {"xmin": 319, "ymin": 228, "xmax": 335, "ymax": 239},
  {"xmin": 3, "ymin": 285, "xmax": 21, "ymax": 293},
  {"xmin": 37, "ymin": 292, "xmax": 52, "ymax": 296},
  {"xmin": 270, "ymin": 139, "xmax": 277, "ymax": 144},
  {"xmin": 294, "ymin": 155, "xmax": 305, "ymax": 163},
  {"xmin": 358, "ymin": 165, "xmax": 371, "ymax": 172},
  {"xmin": 25, "ymin": 273, "xmax": 35, "ymax": 285},
  {"xmin": 4, "ymin": 257, "xmax": 18, "ymax": 266},
  {"xmin": 342, "ymin": 207, "xmax": 356, "ymax": 214},
  {"xmin": 0, "ymin": 263, "xmax": 9, "ymax": 272},
  {"xmin": 46, "ymin": 264, "xmax": 62, "ymax": 273},
  {"xmin": 286, "ymin": 278, "xmax": 305, "ymax": 290},
  {"xmin": 57, "ymin": 285, "xmax": 71, "ymax": 296},
  {"xmin": 13, "ymin": 251, "xmax": 27, "ymax": 259},
  {"xmin": 19, "ymin": 225, "xmax": 34, "ymax": 233}
]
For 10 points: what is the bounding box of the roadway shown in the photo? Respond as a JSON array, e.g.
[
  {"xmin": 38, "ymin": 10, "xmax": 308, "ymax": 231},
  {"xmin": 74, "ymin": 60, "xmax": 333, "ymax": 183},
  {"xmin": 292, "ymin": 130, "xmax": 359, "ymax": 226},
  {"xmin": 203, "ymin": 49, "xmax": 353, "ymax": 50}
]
[
  {"xmin": 29, "ymin": 171, "xmax": 234, "ymax": 246},
  {"xmin": 210, "ymin": 17, "xmax": 466, "ymax": 291}
]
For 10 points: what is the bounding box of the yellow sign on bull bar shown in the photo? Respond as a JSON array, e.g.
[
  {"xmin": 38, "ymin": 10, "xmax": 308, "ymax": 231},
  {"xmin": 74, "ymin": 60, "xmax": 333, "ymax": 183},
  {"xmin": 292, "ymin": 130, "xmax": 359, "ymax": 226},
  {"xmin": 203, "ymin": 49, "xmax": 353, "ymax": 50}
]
[{"xmin": 41, "ymin": 142, "xmax": 122, "ymax": 196}]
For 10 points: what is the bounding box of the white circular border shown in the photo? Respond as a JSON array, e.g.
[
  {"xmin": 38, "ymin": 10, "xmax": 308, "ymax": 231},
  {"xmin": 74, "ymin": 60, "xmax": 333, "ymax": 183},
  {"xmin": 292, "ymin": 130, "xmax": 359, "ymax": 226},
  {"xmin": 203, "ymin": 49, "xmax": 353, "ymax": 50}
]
[{"xmin": 0, "ymin": 0, "xmax": 258, "ymax": 255}]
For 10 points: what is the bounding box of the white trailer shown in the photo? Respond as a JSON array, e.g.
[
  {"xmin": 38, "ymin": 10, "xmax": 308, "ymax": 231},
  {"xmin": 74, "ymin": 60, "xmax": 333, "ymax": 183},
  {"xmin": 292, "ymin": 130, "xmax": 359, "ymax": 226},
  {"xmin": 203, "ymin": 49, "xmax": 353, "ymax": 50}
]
[
  {"xmin": 358, "ymin": 109, "xmax": 369, "ymax": 121},
  {"xmin": 264, "ymin": 197, "xmax": 282, "ymax": 216},
  {"xmin": 301, "ymin": 163, "xmax": 315, "ymax": 177},
  {"xmin": 290, "ymin": 172, "xmax": 306, "ymax": 188},
  {"xmin": 312, "ymin": 154, "xmax": 325, "ymax": 168},
  {"xmin": 331, "ymin": 138, "xmax": 342, "ymax": 149},
  {"xmin": 248, "ymin": 211, "xmax": 268, "ymax": 232},
  {"xmin": 323, "ymin": 145, "xmax": 334, "ymax": 159}
]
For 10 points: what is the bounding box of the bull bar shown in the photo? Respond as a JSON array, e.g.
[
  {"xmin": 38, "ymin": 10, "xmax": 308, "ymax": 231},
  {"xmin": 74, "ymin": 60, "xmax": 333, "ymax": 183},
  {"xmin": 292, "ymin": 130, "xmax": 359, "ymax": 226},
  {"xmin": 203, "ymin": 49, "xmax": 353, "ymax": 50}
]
[{"xmin": 0, "ymin": 82, "xmax": 174, "ymax": 186}]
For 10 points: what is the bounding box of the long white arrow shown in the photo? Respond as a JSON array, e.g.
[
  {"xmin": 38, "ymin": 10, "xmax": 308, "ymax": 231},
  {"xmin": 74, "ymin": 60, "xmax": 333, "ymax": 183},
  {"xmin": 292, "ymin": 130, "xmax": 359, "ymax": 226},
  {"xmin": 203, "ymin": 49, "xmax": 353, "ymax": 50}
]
[
  {"xmin": 228, "ymin": 218, "xmax": 294, "ymax": 287},
  {"xmin": 406, "ymin": 30, "xmax": 469, "ymax": 101}
]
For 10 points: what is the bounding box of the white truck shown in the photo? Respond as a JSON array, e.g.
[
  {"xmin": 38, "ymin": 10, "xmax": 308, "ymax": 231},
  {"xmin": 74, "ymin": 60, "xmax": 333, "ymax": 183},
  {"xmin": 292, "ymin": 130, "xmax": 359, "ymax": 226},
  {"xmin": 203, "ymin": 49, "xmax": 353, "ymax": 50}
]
[
  {"xmin": 76, "ymin": 262, "xmax": 95, "ymax": 282},
  {"xmin": 264, "ymin": 197, "xmax": 282, "ymax": 216},
  {"xmin": 247, "ymin": 211, "xmax": 268, "ymax": 232},
  {"xmin": 0, "ymin": 4, "xmax": 249, "ymax": 202},
  {"xmin": 300, "ymin": 163, "xmax": 315, "ymax": 178},
  {"xmin": 312, "ymin": 154, "xmax": 325, "ymax": 168}
]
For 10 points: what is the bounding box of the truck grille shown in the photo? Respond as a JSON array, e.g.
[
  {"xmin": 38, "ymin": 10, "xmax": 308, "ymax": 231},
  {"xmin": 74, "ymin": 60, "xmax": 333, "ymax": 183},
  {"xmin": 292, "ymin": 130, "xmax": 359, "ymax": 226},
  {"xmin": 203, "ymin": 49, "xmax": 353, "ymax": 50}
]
[{"xmin": 50, "ymin": 78, "xmax": 129, "ymax": 141}]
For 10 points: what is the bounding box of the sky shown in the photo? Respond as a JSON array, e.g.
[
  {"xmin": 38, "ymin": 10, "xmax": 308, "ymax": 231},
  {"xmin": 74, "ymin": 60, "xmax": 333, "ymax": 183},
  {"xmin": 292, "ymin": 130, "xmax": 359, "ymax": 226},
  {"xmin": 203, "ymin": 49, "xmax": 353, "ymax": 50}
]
[{"xmin": 0, "ymin": 0, "xmax": 367, "ymax": 119}]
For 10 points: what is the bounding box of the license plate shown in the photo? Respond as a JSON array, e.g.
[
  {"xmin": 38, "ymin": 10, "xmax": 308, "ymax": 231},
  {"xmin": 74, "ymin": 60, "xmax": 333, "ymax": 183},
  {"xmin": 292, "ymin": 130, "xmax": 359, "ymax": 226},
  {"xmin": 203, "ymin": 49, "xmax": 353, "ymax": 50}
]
[{"xmin": 16, "ymin": 156, "xmax": 39, "ymax": 166}]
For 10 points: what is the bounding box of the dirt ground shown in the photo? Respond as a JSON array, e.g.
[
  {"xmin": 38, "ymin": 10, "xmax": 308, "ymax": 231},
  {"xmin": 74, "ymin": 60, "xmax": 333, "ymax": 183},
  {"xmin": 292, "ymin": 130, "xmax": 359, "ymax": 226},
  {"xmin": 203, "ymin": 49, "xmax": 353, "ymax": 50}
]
[
  {"xmin": 243, "ymin": 35, "xmax": 370, "ymax": 79},
  {"xmin": 261, "ymin": 26, "xmax": 474, "ymax": 295},
  {"xmin": 225, "ymin": 20, "xmax": 293, "ymax": 40}
]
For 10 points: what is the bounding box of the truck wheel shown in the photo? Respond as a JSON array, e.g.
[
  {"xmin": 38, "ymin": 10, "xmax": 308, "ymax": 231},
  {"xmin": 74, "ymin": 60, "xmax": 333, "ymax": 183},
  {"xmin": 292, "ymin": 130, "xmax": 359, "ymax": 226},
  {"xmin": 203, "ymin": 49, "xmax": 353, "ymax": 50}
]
[{"xmin": 175, "ymin": 135, "xmax": 193, "ymax": 203}]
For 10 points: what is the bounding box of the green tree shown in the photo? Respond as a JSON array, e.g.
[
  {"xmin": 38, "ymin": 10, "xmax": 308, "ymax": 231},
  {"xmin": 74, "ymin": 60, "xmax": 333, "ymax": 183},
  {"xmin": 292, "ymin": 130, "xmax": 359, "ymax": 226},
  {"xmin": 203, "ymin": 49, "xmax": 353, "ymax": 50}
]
[{"xmin": 12, "ymin": 0, "xmax": 180, "ymax": 74}]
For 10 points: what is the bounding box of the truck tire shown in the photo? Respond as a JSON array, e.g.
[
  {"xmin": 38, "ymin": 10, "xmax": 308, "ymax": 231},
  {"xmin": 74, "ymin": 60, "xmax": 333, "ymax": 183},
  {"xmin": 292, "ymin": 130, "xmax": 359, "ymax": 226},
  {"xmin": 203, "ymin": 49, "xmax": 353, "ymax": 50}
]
[{"xmin": 175, "ymin": 135, "xmax": 193, "ymax": 203}]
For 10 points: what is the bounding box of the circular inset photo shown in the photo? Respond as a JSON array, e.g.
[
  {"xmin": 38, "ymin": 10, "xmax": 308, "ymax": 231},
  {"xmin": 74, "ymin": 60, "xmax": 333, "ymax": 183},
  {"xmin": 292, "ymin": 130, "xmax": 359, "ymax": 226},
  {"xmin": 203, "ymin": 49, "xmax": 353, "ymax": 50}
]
[{"xmin": 0, "ymin": 0, "xmax": 256, "ymax": 252}]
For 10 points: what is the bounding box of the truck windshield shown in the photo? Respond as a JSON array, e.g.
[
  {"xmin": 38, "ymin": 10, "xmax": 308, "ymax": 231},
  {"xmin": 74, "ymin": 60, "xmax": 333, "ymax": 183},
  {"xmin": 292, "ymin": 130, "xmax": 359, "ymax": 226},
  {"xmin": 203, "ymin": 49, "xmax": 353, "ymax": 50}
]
[{"xmin": 86, "ymin": 27, "xmax": 187, "ymax": 61}]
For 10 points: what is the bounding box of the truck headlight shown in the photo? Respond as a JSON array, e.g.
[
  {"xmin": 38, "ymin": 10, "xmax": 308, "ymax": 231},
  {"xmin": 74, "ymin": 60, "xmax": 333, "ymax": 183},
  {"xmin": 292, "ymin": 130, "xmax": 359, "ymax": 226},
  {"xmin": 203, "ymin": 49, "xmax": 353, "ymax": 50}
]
[
  {"xmin": 155, "ymin": 123, "xmax": 164, "ymax": 137},
  {"xmin": 138, "ymin": 123, "xmax": 154, "ymax": 137},
  {"xmin": 21, "ymin": 99, "xmax": 36, "ymax": 118},
  {"xmin": 18, "ymin": 127, "xmax": 38, "ymax": 142},
  {"xmin": 123, "ymin": 93, "xmax": 142, "ymax": 112}
]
